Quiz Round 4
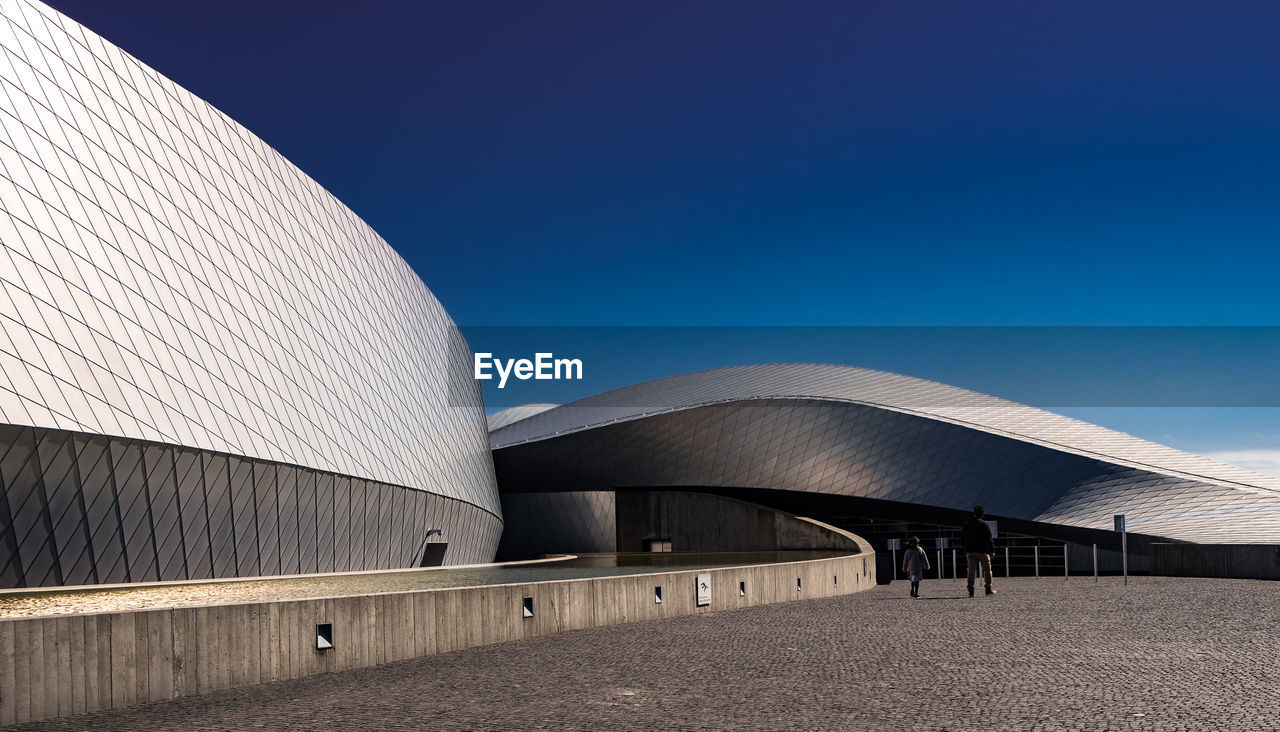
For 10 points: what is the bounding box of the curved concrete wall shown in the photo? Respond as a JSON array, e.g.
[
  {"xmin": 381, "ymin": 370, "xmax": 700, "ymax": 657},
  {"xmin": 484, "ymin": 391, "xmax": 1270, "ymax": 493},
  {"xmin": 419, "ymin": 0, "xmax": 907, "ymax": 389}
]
[
  {"xmin": 0, "ymin": 546, "xmax": 875, "ymax": 726},
  {"xmin": 497, "ymin": 489, "xmax": 862, "ymax": 560}
]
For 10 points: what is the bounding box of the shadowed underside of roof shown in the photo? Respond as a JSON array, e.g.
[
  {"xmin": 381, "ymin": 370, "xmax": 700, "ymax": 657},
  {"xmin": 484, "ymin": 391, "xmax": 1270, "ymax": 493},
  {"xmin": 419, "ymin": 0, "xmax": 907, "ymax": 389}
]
[{"xmin": 489, "ymin": 364, "xmax": 1280, "ymax": 497}]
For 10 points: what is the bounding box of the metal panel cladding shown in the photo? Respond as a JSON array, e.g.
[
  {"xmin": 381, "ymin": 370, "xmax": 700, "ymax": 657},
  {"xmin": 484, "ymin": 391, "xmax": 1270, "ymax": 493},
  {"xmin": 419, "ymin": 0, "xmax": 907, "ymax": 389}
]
[
  {"xmin": 492, "ymin": 364, "xmax": 1280, "ymax": 543},
  {"xmin": 0, "ymin": 0, "xmax": 501, "ymax": 584}
]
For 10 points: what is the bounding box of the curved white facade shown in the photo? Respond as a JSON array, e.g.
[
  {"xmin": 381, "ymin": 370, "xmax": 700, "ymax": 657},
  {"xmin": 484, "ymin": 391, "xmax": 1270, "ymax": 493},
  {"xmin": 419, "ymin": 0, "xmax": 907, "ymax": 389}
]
[
  {"xmin": 492, "ymin": 364, "xmax": 1280, "ymax": 544},
  {"xmin": 0, "ymin": 0, "xmax": 500, "ymax": 586},
  {"xmin": 487, "ymin": 404, "xmax": 559, "ymax": 432}
]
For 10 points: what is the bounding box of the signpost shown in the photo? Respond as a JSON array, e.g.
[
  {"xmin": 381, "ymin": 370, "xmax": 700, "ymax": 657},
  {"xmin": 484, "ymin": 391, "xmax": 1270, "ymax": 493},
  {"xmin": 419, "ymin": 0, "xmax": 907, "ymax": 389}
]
[
  {"xmin": 696, "ymin": 572, "xmax": 711, "ymax": 606},
  {"xmin": 887, "ymin": 539, "xmax": 901, "ymax": 580},
  {"xmin": 1114, "ymin": 514, "xmax": 1128, "ymax": 585},
  {"xmin": 936, "ymin": 538, "xmax": 951, "ymax": 579}
]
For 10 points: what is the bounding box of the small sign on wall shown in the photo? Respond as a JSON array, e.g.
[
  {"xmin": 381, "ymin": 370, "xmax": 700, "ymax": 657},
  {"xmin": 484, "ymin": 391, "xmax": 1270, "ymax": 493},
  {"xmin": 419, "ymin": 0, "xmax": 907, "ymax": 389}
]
[{"xmin": 696, "ymin": 572, "xmax": 711, "ymax": 606}]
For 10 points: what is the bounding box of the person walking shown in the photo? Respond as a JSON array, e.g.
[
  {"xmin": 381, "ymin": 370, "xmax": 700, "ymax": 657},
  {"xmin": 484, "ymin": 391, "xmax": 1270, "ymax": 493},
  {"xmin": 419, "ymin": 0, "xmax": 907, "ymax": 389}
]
[
  {"xmin": 961, "ymin": 505, "xmax": 996, "ymax": 598},
  {"xmin": 901, "ymin": 536, "xmax": 930, "ymax": 598}
]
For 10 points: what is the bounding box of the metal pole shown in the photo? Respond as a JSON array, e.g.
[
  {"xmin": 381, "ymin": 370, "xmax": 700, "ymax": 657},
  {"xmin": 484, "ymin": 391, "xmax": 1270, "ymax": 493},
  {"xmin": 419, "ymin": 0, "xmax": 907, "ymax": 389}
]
[
  {"xmin": 1114, "ymin": 515, "xmax": 1129, "ymax": 586},
  {"xmin": 1063, "ymin": 544, "xmax": 1068, "ymax": 580},
  {"xmin": 951, "ymin": 549, "xmax": 957, "ymax": 580},
  {"xmin": 1093, "ymin": 543, "xmax": 1098, "ymax": 583},
  {"xmin": 1005, "ymin": 546, "xmax": 1010, "ymax": 578},
  {"xmin": 892, "ymin": 549, "xmax": 897, "ymax": 581},
  {"xmin": 1034, "ymin": 545, "xmax": 1039, "ymax": 578},
  {"xmin": 937, "ymin": 549, "xmax": 943, "ymax": 580},
  {"xmin": 1122, "ymin": 529, "xmax": 1128, "ymax": 585}
]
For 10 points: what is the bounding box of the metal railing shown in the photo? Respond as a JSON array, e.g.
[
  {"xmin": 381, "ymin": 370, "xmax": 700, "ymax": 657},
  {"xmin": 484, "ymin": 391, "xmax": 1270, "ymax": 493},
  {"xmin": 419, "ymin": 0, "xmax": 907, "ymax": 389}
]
[
  {"xmin": 921, "ymin": 543, "xmax": 1072, "ymax": 581},
  {"xmin": 891, "ymin": 542, "xmax": 1111, "ymax": 582}
]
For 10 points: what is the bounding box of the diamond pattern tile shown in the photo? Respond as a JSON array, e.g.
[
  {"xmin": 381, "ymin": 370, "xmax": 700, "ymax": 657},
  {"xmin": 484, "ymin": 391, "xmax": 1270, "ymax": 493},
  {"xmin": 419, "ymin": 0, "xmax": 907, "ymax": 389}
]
[
  {"xmin": 0, "ymin": 0, "xmax": 501, "ymax": 586},
  {"xmin": 492, "ymin": 366, "xmax": 1280, "ymax": 544}
]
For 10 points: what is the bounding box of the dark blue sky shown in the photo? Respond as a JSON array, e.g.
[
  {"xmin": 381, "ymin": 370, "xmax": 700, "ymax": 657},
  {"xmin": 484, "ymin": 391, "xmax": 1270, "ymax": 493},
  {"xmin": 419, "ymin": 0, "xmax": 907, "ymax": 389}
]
[
  {"xmin": 44, "ymin": 1, "xmax": 1280, "ymax": 467},
  {"xmin": 46, "ymin": 0, "xmax": 1280, "ymax": 325}
]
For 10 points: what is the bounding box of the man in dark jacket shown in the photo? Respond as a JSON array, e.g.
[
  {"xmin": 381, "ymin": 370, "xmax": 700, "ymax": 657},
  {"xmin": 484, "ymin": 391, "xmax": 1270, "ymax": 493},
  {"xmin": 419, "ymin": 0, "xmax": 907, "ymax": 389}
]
[{"xmin": 961, "ymin": 505, "xmax": 996, "ymax": 598}]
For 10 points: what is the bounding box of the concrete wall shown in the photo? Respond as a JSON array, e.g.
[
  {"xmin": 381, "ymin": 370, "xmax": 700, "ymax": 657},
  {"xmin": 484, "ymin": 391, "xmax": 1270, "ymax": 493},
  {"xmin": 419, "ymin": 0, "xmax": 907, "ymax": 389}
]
[
  {"xmin": 779, "ymin": 515, "xmax": 862, "ymax": 552},
  {"xmin": 497, "ymin": 491, "xmax": 618, "ymax": 559},
  {"xmin": 0, "ymin": 545, "xmax": 874, "ymax": 725},
  {"xmin": 615, "ymin": 491, "xmax": 860, "ymax": 553},
  {"xmin": 1150, "ymin": 543, "xmax": 1280, "ymax": 580},
  {"xmin": 498, "ymin": 490, "xmax": 859, "ymax": 558}
]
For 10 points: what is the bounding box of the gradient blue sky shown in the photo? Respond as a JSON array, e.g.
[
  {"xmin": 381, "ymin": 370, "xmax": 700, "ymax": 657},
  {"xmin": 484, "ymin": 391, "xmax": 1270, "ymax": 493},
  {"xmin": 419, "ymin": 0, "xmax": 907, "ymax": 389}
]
[{"xmin": 44, "ymin": 1, "xmax": 1280, "ymax": 472}]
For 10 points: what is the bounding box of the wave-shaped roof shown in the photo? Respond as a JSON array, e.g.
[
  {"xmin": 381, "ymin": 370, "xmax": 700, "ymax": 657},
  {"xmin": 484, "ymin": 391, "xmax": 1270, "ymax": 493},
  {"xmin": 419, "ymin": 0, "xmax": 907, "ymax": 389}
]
[
  {"xmin": 487, "ymin": 404, "xmax": 560, "ymax": 431},
  {"xmin": 490, "ymin": 364, "xmax": 1280, "ymax": 496}
]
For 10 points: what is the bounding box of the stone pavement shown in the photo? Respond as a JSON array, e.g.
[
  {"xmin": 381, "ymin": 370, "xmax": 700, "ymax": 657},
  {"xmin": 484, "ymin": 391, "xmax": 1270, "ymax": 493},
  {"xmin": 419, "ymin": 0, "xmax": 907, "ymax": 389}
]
[{"xmin": 11, "ymin": 576, "xmax": 1280, "ymax": 731}]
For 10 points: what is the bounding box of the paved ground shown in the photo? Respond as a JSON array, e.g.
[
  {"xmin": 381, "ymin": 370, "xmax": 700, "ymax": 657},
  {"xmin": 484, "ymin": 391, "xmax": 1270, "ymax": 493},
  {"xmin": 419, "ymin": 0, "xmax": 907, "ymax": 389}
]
[{"xmin": 13, "ymin": 576, "xmax": 1280, "ymax": 731}]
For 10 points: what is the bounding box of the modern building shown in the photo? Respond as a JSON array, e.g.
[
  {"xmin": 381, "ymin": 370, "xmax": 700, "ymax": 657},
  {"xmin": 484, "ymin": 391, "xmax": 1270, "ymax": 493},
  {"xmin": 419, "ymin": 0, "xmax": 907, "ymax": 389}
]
[
  {"xmin": 489, "ymin": 364, "xmax": 1280, "ymax": 562},
  {"xmin": 0, "ymin": 0, "xmax": 501, "ymax": 588},
  {"xmin": 5, "ymin": 0, "xmax": 1278, "ymax": 591}
]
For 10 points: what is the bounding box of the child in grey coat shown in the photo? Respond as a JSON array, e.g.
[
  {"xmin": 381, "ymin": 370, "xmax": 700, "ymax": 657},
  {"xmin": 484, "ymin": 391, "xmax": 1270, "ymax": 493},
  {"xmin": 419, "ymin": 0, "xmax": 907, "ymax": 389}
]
[{"xmin": 902, "ymin": 536, "xmax": 930, "ymax": 598}]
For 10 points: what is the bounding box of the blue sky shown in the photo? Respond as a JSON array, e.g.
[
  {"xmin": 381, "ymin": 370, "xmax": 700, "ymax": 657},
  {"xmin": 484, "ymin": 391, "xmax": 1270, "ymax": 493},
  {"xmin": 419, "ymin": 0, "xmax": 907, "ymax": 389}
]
[{"xmin": 45, "ymin": 1, "xmax": 1280, "ymax": 473}]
